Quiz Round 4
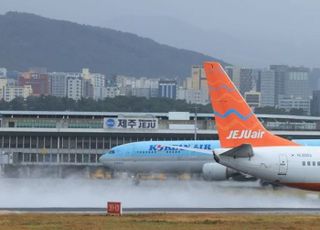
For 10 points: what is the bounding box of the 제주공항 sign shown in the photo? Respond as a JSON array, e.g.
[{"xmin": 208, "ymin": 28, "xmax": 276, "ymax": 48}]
[{"xmin": 104, "ymin": 118, "xmax": 158, "ymax": 129}]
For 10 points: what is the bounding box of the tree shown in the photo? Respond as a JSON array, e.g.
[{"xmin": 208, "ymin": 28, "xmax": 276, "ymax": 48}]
[
  {"xmin": 289, "ymin": 108, "xmax": 305, "ymax": 115},
  {"xmin": 10, "ymin": 97, "xmax": 26, "ymax": 110}
]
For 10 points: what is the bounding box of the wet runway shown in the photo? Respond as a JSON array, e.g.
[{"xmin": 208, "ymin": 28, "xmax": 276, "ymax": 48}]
[{"xmin": 0, "ymin": 178, "xmax": 320, "ymax": 210}]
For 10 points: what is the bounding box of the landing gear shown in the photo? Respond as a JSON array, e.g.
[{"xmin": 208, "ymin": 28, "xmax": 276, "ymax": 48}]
[
  {"xmin": 132, "ymin": 174, "xmax": 141, "ymax": 185},
  {"xmin": 231, "ymin": 173, "xmax": 257, "ymax": 181},
  {"xmin": 259, "ymin": 180, "xmax": 282, "ymax": 189}
]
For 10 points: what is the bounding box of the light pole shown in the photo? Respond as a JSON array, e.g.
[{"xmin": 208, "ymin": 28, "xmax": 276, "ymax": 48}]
[{"xmin": 194, "ymin": 106, "xmax": 198, "ymax": 140}]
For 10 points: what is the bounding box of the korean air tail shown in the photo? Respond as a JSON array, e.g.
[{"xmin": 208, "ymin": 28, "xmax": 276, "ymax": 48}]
[{"xmin": 203, "ymin": 62, "xmax": 298, "ymax": 148}]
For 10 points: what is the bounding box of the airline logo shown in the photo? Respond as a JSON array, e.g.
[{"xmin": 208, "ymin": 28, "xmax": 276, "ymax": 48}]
[
  {"xmin": 226, "ymin": 130, "xmax": 265, "ymax": 140},
  {"xmin": 148, "ymin": 144, "xmax": 212, "ymax": 151}
]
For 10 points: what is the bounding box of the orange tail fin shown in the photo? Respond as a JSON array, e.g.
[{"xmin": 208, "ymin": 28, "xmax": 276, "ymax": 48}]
[{"xmin": 204, "ymin": 62, "xmax": 298, "ymax": 148}]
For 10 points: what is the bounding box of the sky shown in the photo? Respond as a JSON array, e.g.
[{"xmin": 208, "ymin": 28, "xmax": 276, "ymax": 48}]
[{"xmin": 1, "ymin": 0, "xmax": 320, "ymax": 67}]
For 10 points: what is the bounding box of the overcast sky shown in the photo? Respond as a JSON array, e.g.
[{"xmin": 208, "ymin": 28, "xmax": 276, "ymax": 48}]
[{"xmin": 1, "ymin": 0, "xmax": 320, "ymax": 67}]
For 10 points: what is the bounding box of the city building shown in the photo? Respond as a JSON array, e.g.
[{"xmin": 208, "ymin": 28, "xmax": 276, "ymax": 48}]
[
  {"xmin": 191, "ymin": 65, "xmax": 207, "ymax": 92},
  {"xmin": 91, "ymin": 73, "xmax": 106, "ymax": 100},
  {"xmin": 179, "ymin": 66, "xmax": 209, "ymax": 104},
  {"xmin": 1, "ymin": 63, "xmax": 317, "ymax": 109},
  {"xmin": 285, "ymin": 67, "xmax": 310, "ymax": 98},
  {"xmin": 0, "ymin": 68, "xmax": 7, "ymax": 77},
  {"xmin": 67, "ymin": 75, "xmax": 82, "ymax": 101},
  {"xmin": 239, "ymin": 68, "xmax": 260, "ymax": 96},
  {"xmin": 82, "ymin": 79, "xmax": 94, "ymax": 99},
  {"xmin": 0, "ymin": 78, "xmax": 8, "ymax": 100},
  {"xmin": 311, "ymin": 90, "xmax": 320, "ymax": 116},
  {"xmin": 103, "ymin": 86, "xmax": 120, "ymax": 98},
  {"xmin": 19, "ymin": 71, "xmax": 50, "ymax": 96},
  {"xmin": 244, "ymin": 91, "xmax": 261, "ymax": 108},
  {"xmin": 270, "ymin": 65, "xmax": 288, "ymax": 107},
  {"xmin": 278, "ymin": 95, "xmax": 310, "ymax": 115},
  {"xmin": 115, "ymin": 75, "xmax": 133, "ymax": 96},
  {"xmin": 3, "ymin": 85, "xmax": 33, "ymax": 102},
  {"xmin": 49, "ymin": 73, "xmax": 67, "ymax": 97},
  {"xmin": 309, "ymin": 68, "xmax": 320, "ymax": 91},
  {"xmin": 182, "ymin": 89, "xmax": 210, "ymax": 105},
  {"xmin": 116, "ymin": 75, "xmax": 159, "ymax": 99},
  {"xmin": 260, "ymin": 69, "xmax": 275, "ymax": 107},
  {"xmin": 158, "ymin": 80, "xmax": 177, "ymax": 99},
  {"xmin": 80, "ymin": 69, "xmax": 106, "ymax": 100},
  {"xmin": 225, "ymin": 66, "xmax": 241, "ymax": 89},
  {"xmin": 265, "ymin": 65, "xmax": 311, "ymax": 109}
]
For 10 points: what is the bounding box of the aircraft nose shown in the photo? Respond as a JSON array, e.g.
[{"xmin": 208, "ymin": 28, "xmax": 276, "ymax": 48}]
[
  {"xmin": 99, "ymin": 149, "xmax": 116, "ymax": 163},
  {"xmin": 99, "ymin": 154, "xmax": 107, "ymax": 163}
]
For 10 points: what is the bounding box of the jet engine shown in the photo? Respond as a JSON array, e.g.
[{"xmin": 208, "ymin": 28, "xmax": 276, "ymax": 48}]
[{"xmin": 202, "ymin": 162, "xmax": 235, "ymax": 181}]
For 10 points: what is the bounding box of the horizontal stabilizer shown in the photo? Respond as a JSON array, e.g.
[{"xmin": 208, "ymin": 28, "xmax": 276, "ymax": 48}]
[{"xmin": 220, "ymin": 144, "xmax": 253, "ymax": 158}]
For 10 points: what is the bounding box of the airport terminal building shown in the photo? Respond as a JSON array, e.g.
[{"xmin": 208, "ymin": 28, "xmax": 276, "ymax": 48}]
[{"xmin": 0, "ymin": 110, "xmax": 320, "ymax": 177}]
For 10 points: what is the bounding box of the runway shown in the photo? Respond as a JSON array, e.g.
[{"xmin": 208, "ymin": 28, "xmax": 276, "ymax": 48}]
[
  {"xmin": 1, "ymin": 178, "xmax": 320, "ymax": 211},
  {"xmin": 2, "ymin": 207, "xmax": 320, "ymax": 214}
]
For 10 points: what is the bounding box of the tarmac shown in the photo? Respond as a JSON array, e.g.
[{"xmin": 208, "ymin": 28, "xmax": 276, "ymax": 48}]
[{"xmin": 1, "ymin": 178, "xmax": 320, "ymax": 212}]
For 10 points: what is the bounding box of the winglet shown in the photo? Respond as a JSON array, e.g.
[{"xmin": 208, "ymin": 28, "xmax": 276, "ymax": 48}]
[{"xmin": 204, "ymin": 62, "xmax": 298, "ymax": 148}]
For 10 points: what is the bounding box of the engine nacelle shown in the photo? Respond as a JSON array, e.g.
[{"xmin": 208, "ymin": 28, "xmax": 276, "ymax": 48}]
[{"xmin": 202, "ymin": 162, "xmax": 234, "ymax": 181}]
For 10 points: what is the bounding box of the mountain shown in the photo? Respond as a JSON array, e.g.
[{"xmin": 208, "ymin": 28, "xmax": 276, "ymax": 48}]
[
  {"xmin": 0, "ymin": 12, "xmax": 226, "ymax": 77},
  {"xmin": 104, "ymin": 15, "xmax": 304, "ymax": 68}
]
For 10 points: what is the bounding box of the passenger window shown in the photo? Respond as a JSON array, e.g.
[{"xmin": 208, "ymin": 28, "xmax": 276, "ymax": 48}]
[
  {"xmin": 318, "ymin": 162, "xmax": 320, "ymax": 166},
  {"xmin": 313, "ymin": 162, "xmax": 316, "ymax": 166},
  {"xmin": 307, "ymin": 161, "xmax": 311, "ymax": 166},
  {"xmin": 302, "ymin": 161, "xmax": 306, "ymax": 166}
]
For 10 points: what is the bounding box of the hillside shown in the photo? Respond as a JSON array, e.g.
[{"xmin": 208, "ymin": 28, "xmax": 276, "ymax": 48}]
[{"xmin": 0, "ymin": 12, "xmax": 226, "ymax": 77}]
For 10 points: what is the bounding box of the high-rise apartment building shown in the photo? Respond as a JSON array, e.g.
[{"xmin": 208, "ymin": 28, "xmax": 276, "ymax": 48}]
[
  {"xmin": 0, "ymin": 78, "xmax": 8, "ymax": 100},
  {"xmin": 190, "ymin": 65, "xmax": 208, "ymax": 93},
  {"xmin": 80, "ymin": 69, "xmax": 106, "ymax": 100},
  {"xmin": 270, "ymin": 65, "xmax": 311, "ymax": 107},
  {"xmin": 311, "ymin": 90, "xmax": 320, "ymax": 116},
  {"xmin": 19, "ymin": 71, "xmax": 50, "ymax": 96},
  {"xmin": 260, "ymin": 70, "xmax": 275, "ymax": 107},
  {"xmin": 3, "ymin": 85, "xmax": 33, "ymax": 102},
  {"xmin": 0, "ymin": 68, "xmax": 7, "ymax": 77},
  {"xmin": 179, "ymin": 66, "xmax": 209, "ymax": 104},
  {"xmin": 103, "ymin": 86, "xmax": 120, "ymax": 98},
  {"xmin": 270, "ymin": 65, "xmax": 288, "ymax": 107},
  {"xmin": 159, "ymin": 80, "xmax": 177, "ymax": 99},
  {"xmin": 239, "ymin": 68, "xmax": 260, "ymax": 95},
  {"xmin": 67, "ymin": 76, "xmax": 82, "ymax": 101},
  {"xmin": 285, "ymin": 67, "xmax": 310, "ymax": 98},
  {"xmin": 310, "ymin": 68, "xmax": 320, "ymax": 91},
  {"xmin": 49, "ymin": 73, "xmax": 67, "ymax": 97},
  {"xmin": 82, "ymin": 79, "xmax": 94, "ymax": 99},
  {"xmin": 116, "ymin": 75, "xmax": 159, "ymax": 99},
  {"xmin": 225, "ymin": 66, "xmax": 241, "ymax": 89}
]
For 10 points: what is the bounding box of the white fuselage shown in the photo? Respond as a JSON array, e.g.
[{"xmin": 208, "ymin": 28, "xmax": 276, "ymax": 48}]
[{"xmin": 216, "ymin": 146, "xmax": 320, "ymax": 191}]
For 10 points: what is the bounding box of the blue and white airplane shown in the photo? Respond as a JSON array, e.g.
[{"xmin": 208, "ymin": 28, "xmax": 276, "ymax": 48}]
[{"xmin": 99, "ymin": 139, "xmax": 320, "ymax": 181}]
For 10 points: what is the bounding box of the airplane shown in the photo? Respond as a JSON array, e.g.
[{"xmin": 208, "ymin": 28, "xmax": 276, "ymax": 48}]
[
  {"xmin": 99, "ymin": 140, "xmax": 234, "ymax": 181},
  {"xmin": 200, "ymin": 61, "xmax": 320, "ymax": 191},
  {"xmin": 99, "ymin": 139, "xmax": 320, "ymax": 182}
]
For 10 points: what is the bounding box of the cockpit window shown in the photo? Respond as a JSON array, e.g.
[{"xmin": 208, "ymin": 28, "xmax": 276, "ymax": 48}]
[{"xmin": 108, "ymin": 150, "xmax": 115, "ymax": 154}]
